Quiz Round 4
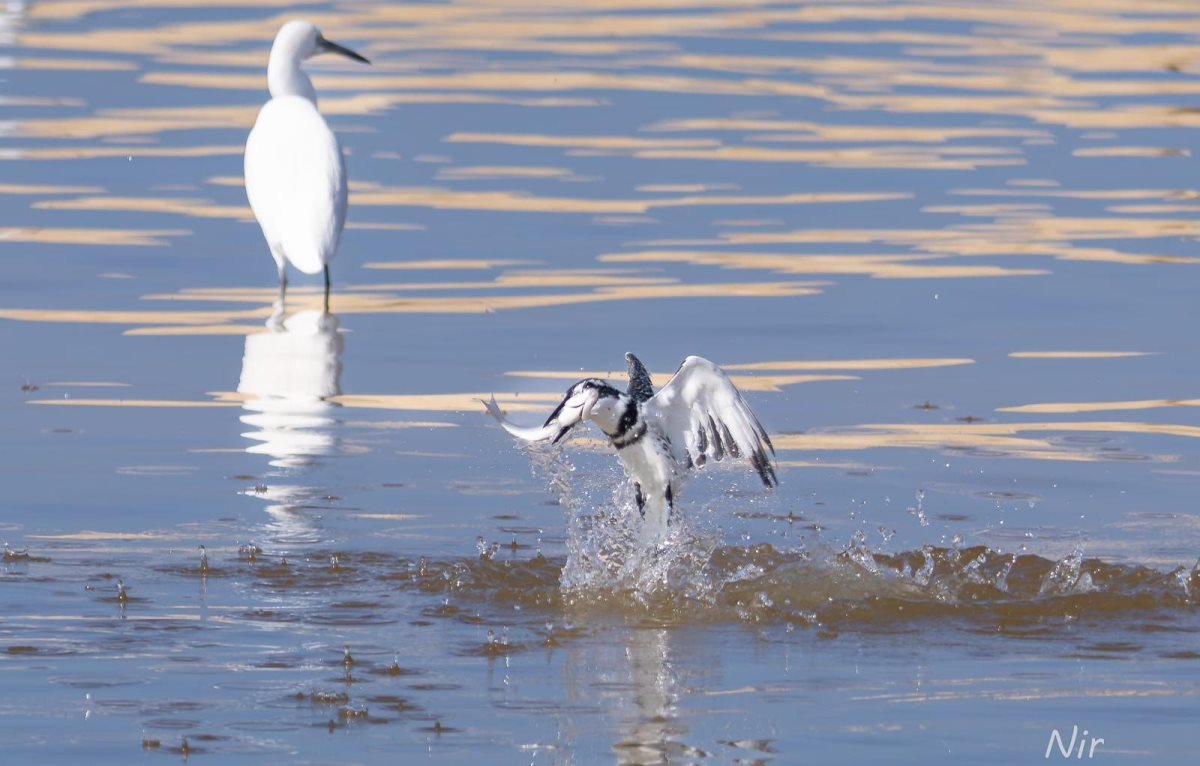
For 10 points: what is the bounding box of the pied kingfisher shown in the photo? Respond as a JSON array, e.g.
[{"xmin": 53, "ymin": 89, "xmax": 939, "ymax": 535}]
[{"xmin": 484, "ymin": 353, "xmax": 777, "ymax": 545}]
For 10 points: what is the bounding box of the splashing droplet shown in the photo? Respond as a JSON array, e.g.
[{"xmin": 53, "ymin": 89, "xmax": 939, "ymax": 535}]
[{"xmin": 907, "ymin": 489, "xmax": 929, "ymax": 527}]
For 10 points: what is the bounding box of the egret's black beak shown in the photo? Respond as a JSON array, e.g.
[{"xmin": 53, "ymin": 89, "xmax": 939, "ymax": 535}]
[{"xmin": 318, "ymin": 36, "xmax": 370, "ymax": 64}]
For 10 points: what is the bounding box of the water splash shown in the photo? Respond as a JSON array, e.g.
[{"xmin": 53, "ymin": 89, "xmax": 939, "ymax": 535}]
[
  {"xmin": 521, "ymin": 440, "xmax": 724, "ymax": 604},
  {"xmin": 476, "ymin": 536, "xmax": 501, "ymax": 561},
  {"xmin": 480, "ymin": 442, "xmax": 1200, "ymax": 628},
  {"xmin": 907, "ymin": 489, "xmax": 929, "ymax": 527},
  {"xmin": 1038, "ymin": 547, "xmax": 1088, "ymax": 597}
]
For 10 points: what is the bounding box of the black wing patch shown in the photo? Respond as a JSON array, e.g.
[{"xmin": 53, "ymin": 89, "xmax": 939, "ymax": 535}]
[
  {"xmin": 625, "ymin": 352, "xmax": 655, "ymax": 403},
  {"xmin": 751, "ymin": 447, "xmax": 777, "ymax": 487}
]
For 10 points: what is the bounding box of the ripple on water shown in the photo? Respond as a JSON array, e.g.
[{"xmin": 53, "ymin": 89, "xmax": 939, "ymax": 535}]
[
  {"xmin": 225, "ymin": 720, "xmax": 306, "ymax": 733},
  {"xmin": 142, "ymin": 718, "xmax": 199, "ymax": 731},
  {"xmin": 49, "ymin": 676, "xmax": 149, "ymax": 690}
]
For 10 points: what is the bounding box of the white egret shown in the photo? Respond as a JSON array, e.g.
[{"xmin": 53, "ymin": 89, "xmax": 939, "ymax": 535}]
[{"xmin": 244, "ymin": 20, "xmax": 369, "ymax": 318}]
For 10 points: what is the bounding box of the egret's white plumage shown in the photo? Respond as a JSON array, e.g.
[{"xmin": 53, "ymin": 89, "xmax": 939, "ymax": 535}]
[
  {"xmin": 244, "ymin": 20, "xmax": 369, "ymax": 315},
  {"xmin": 484, "ymin": 353, "xmax": 777, "ymax": 546}
]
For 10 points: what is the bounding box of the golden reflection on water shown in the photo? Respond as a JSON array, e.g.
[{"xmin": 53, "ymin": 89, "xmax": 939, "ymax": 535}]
[
  {"xmin": 773, "ymin": 421, "xmax": 1200, "ymax": 463},
  {"xmin": 505, "ymin": 370, "xmax": 857, "ymax": 393},
  {"xmin": 203, "ymin": 174, "xmax": 905, "ymax": 215},
  {"xmin": 502, "ymin": 355, "xmax": 976, "ymax": 385},
  {"xmin": 25, "ymin": 0, "xmax": 325, "ymax": 22},
  {"xmin": 0, "ymin": 183, "xmax": 104, "ymax": 194},
  {"xmin": 8, "ymin": 1, "xmax": 1200, "ymax": 479},
  {"xmin": 29, "ymin": 398, "xmax": 237, "ymax": 408},
  {"xmin": 4, "ymin": 56, "xmax": 134, "ymax": 71},
  {"xmin": 725, "ymin": 358, "xmax": 975, "ymax": 371},
  {"xmin": 34, "ymin": 195, "xmax": 253, "ymax": 221},
  {"xmin": 10, "ymin": 0, "xmax": 1200, "ymax": 290},
  {"xmin": 0, "ymin": 268, "xmax": 825, "ymax": 336},
  {"xmin": 362, "ymin": 259, "xmax": 537, "ymax": 270},
  {"xmin": 999, "ymin": 399, "xmax": 1200, "ymax": 415},
  {"xmin": 1073, "ymin": 147, "xmax": 1190, "ymax": 158},
  {"xmin": 0, "ymin": 227, "xmax": 188, "ymax": 246},
  {"xmin": 139, "ymin": 69, "xmax": 829, "ymax": 100},
  {"xmin": 638, "ymin": 208, "xmax": 1200, "ymax": 268},
  {"xmin": 2, "ymin": 145, "xmax": 244, "ymax": 160},
  {"xmin": 1009, "ymin": 351, "xmax": 1153, "ymax": 359},
  {"xmin": 434, "ymin": 165, "xmax": 577, "ymax": 181},
  {"xmin": 349, "ymin": 185, "xmax": 907, "ymax": 215},
  {"xmin": 27, "ymin": 346, "xmax": 1200, "ymax": 466},
  {"xmin": 601, "ymin": 250, "xmax": 1048, "ymax": 279},
  {"xmin": 643, "ymin": 118, "xmax": 1048, "ymax": 143}
]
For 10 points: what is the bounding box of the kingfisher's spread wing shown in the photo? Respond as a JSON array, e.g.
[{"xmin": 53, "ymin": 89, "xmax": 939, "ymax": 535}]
[
  {"xmin": 625, "ymin": 352, "xmax": 654, "ymax": 403},
  {"xmin": 642, "ymin": 356, "xmax": 777, "ymax": 487}
]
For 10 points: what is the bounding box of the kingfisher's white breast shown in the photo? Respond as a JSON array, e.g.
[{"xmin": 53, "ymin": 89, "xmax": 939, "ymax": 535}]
[
  {"xmin": 613, "ymin": 422, "xmax": 677, "ymax": 493},
  {"xmin": 613, "ymin": 422, "xmax": 677, "ymax": 544}
]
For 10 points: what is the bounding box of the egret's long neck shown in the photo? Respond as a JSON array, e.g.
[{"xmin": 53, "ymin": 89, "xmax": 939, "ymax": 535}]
[{"xmin": 267, "ymin": 45, "xmax": 316, "ymax": 102}]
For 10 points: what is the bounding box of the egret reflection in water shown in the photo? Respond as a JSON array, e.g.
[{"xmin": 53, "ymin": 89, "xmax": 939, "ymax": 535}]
[
  {"xmin": 237, "ymin": 310, "xmax": 344, "ymax": 468},
  {"xmin": 237, "ymin": 310, "xmax": 344, "ymax": 547}
]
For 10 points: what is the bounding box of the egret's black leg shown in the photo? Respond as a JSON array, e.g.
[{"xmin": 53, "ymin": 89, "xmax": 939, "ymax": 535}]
[
  {"xmin": 323, "ymin": 265, "xmax": 331, "ymax": 314},
  {"xmin": 276, "ymin": 262, "xmax": 288, "ymax": 306},
  {"xmin": 268, "ymin": 262, "xmax": 288, "ymax": 330},
  {"xmin": 635, "ymin": 483, "xmax": 645, "ymax": 517},
  {"xmin": 665, "ymin": 485, "xmax": 674, "ymax": 526}
]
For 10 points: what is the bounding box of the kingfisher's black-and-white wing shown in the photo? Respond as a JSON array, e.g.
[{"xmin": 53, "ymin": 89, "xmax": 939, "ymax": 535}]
[
  {"xmin": 642, "ymin": 356, "xmax": 777, "ymax": 487},
  {"xmin": 625, "ymin": 352, "xmax": 654, "ymax": 403}
]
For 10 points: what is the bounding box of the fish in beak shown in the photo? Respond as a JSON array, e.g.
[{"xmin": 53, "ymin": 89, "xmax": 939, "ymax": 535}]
[
  {"xmin": 481, "ymin": 388, "xmax": 597, "ymax": 444},
  {"xmin": 545, "ymin": 388, "xmax": 597, "ymax": 443}
]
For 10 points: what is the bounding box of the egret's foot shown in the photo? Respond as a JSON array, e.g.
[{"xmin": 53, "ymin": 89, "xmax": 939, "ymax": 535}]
[{"xmin": 267, "ymin": 301, "xmax": 287, "ymax": 331}]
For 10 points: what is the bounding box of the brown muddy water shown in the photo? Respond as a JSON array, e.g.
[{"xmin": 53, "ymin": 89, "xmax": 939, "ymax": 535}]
[{"xmin": 3, "ymin": 0, "xmax": 1200, "ymax": 763}]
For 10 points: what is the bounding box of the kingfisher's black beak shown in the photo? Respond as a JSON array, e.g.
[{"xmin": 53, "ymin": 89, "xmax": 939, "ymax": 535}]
[
  {"xmin": 318, "ymin": 36, "xmax": 370, "ymax": 65},
  {"xmin": 552, "ymin": 425, "xmax": 573, "ymax": 444}
]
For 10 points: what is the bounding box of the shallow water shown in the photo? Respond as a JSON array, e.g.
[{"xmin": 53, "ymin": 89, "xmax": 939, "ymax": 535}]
[{"xmin": 3, "ymin": 0, "xmax": 1200, "ymax": 762}]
